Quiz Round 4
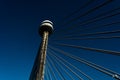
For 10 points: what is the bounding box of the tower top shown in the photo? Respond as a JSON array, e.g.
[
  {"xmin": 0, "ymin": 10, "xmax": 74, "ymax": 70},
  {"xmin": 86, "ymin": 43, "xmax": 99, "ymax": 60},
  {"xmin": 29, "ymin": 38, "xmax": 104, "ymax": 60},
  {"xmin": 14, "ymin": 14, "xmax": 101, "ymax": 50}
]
[
  {"xmin": 41, "ymin": 20, "xmax": 53, "ymax": 25},
  {"xmin": 39, "ymin": 20, "xmax": 54, "ymax": 36}
]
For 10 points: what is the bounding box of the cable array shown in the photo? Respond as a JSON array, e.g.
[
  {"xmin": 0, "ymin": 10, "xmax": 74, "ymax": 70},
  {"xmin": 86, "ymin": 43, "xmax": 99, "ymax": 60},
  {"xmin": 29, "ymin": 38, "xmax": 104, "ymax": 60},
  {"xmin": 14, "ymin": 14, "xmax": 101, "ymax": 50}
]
[
  {"xmin": 30, "ymin": 0, "xmax": 120, "ymax": 80},
  {"xmin": 48, "ymin": 46, "xmax": 120, "ymax": 80}
]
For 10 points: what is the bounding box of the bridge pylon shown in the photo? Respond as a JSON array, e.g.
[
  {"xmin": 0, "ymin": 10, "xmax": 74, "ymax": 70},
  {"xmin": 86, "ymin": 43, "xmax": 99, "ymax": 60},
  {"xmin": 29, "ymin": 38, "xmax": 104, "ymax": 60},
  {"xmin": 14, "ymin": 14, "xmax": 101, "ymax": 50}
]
[{"xmin": 29, "ymin": 20, "xmax": 53, "ymax": 80}]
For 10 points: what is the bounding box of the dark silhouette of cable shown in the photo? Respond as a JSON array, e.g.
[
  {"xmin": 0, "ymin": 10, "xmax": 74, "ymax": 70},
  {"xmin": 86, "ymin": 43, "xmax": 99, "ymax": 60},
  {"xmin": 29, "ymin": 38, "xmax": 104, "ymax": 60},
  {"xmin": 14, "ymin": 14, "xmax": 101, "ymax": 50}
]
[
  {"xmin": 53, "ymin": 29, "xmax": 120, "ymax": 40},
  {"xmin": 48, "ymin": 50, "xmax": 75, "ymax": 80},
  {"xmin": 53, "ymin": 36, "xmax": 120, "ymax": 41},
  {"xmin": 52, "ymin": 43, "xmax": 120, "ymax": 56},
  {"xmin": 53, "ymin": 21, "xmax": 120, "ymax": 39},
  {"xmin": 47, "ymin": 55, "xmax": 66, "ymax": 80},
  {"xmin": 46, "ymin": 60, "xmax": 57, "ymax": 80},
  {"xmin": 55, "ymin": 0, "xmax": 114, "ymax": 34},
  {"xmin": 65, "ymin": 0, "xmax": 113, "ymax": 25},
  {"xmin": 48, "ymin": 48, "xmax": 93, "ymax": 80},
  {"xmin": 75, "ymin": 21, "xmax": 120, "ymax": 35},
  {"xmin": 60, "ymin": 10, "xmax": 120, "ymax": 36},
  {"xmin": 54, "ymin": 21, "xmax": 120, "ymax": 39},
  {"xmin": 64, "ymin": 29, "xmax": 120, "ymax": 38},
  {"xmin": 49, "ymin": 46, "xmax": 120, "ymax": 79},
  {"xmin": 63, "ymin": 0, "xmax": 95, "ymax": 20},
  {"xmin": 57, "ymin": 0, "xmax": 95, "ymax": 27},
  {"xmin": 55, "ymin": 0, "xmax": 95, "ymax": 34},
  {"xmin": 48, "ymin": 52, "xmax": 84, "ymax": 80}
]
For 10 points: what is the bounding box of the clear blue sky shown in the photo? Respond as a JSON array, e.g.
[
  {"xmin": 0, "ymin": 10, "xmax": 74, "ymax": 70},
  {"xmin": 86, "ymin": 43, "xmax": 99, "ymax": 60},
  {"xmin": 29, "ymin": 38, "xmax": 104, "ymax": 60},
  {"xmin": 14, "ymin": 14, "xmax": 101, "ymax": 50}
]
[{"xmin": 0, "ymin": 0, "xmax": 120, "ymax": 80}]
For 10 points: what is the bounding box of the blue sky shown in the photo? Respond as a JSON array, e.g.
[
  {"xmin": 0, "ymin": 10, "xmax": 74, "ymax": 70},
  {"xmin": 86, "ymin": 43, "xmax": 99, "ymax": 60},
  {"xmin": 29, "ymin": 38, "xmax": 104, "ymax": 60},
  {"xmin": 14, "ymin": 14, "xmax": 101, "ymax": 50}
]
[{"xmin": 0, "ymin": 0, "xmax": 120, "ymax": 80}]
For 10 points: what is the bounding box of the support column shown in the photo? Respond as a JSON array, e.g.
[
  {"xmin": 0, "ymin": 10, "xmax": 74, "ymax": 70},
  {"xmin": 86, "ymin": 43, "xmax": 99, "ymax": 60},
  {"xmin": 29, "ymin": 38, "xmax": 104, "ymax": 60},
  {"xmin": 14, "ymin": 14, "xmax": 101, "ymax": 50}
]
[
  {"xmin": 37, "ymin": 31, "xmax": 49, "ymax": 80},
  {"xmin": 36, "ymin": 20, "xmax": 53, "ymax": 80}
]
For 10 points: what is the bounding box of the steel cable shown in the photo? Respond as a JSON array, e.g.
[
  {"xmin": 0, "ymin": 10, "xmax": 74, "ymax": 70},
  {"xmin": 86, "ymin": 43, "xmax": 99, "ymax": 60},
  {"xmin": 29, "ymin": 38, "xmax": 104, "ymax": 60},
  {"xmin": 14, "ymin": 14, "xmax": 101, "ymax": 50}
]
[
  {"xmin": 56, "ymin": 0, "xmax": 95, "ymax": 32},
  {"xmin": 55, "ymin": 0, "xmax": 114, "ymax": 34},
  {"xmin": 52, "ymin": 36, "xmax": 120, "ymax": 41},
  {"xmin": 48, "ymin": 50, "xmax": 75, "ymax": 80},
  {"xmin": 48, "ymin": 48, "xmax": 93, "ymax": 80},
  {"xmin": 49, "ymin": 46, "xmax": 120, "ymax": 79},
  {"xmin": 46, "ymin": 60, "xmax": 57, "ymax": 80},
  {"xmin": 52, "ymin": 43, "xmax": 120, "ymax": 56},
  {"xmin": 47, "ymin": 55, "xmax": 66, "ymax": 80},
  {"xmin": 59, "ymin": 11, "xmax": 120, "ymax": 36},
  {"xmin": 48, "ymin": 51, "xmax": 84, "ymax": 80},
  {"xmin": 55, "ymin": 29, "xmax": 120, "ymax": 39},
  {"xmin": 54, "ymin": 21, "xmax": 120, "ymax": 39}
]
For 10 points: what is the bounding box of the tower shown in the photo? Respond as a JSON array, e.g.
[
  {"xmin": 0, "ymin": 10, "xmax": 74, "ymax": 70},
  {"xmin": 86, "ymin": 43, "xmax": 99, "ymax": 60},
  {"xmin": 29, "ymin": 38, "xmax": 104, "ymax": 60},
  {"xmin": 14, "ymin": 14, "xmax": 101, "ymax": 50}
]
[{"xmin": 29, "ymin": 20, "xmax": 53, "ymax": 80}]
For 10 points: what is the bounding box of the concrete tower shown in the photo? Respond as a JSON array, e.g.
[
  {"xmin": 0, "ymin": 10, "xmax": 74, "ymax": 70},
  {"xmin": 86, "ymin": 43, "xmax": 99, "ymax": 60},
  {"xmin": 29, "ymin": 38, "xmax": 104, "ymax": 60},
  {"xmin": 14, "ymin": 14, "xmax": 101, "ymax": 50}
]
[{"xmin": 29, "ymin": 20, "xmax": 53, "ymax": 80}]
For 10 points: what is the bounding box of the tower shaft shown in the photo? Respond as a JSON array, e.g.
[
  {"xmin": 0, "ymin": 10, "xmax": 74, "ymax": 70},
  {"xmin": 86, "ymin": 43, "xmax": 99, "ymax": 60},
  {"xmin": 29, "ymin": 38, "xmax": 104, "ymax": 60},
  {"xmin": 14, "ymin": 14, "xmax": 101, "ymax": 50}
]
[
  {"xmin": 37, "ymin": 31, "xmax": 49, "ymax": 80},
  {"xmin": 29, "ymin": 20, "xmax": 53, "ymax": 80}
]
